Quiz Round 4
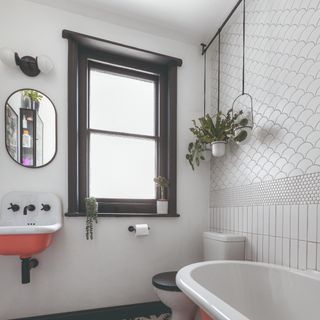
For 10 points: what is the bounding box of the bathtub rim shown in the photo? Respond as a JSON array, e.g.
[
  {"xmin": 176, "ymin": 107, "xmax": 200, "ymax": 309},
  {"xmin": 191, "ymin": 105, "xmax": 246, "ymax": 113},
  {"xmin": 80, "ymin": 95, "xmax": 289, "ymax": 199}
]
[{"xmin": 176, "ymin": 260, "xmax": 320, "ymax": 320}]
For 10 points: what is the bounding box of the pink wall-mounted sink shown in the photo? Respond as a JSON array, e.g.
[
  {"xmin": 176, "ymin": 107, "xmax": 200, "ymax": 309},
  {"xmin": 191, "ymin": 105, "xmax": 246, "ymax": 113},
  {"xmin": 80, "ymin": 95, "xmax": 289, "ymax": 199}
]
[{"xmin": 0, "ymin": 191, "xmax": 62, "ymax": 258}]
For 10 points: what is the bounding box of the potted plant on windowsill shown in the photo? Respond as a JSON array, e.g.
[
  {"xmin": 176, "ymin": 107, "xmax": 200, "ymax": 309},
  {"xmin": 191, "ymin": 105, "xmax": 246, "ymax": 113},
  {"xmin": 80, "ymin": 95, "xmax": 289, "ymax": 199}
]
[
  {"xmin": 84, "ymin": 197, "xmax": 98, "ymax": 240},
  {"xmin": 154, "ymin": 176, "xmax": 169, "ymax": 214},
  {"xmin": 186, "ymin": 109, "xmax": 248, "ymax": 169}
]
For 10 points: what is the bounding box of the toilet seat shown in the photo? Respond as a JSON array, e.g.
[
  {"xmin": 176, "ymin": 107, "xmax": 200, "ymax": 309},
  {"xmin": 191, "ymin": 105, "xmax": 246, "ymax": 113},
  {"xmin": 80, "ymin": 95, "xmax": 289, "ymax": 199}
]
[{"xmin": 152, "ymin": 271, "xmax": 181, "ymax": 292}]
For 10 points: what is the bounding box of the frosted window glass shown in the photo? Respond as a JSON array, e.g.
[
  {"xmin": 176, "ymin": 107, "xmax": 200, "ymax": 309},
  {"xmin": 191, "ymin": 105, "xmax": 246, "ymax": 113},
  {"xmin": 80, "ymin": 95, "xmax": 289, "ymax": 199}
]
[
  {"xmin": 89, "ymin": 133, "xmax": 156, "ymax": 199},
  {"xmin": 90, "ymin": 69, "xmax": 155, "ymax": 135}
]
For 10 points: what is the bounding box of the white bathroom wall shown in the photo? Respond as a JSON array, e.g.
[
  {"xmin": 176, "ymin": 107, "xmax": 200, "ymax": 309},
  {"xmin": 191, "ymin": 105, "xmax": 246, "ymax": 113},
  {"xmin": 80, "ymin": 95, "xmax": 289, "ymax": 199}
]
[
  {"xmin": 208, "ymin": 0, "xmax": 320, "ymax": 271},
  {"xmin": 0, "ymin": 1, "xmax": 209, "ymax": 319}
]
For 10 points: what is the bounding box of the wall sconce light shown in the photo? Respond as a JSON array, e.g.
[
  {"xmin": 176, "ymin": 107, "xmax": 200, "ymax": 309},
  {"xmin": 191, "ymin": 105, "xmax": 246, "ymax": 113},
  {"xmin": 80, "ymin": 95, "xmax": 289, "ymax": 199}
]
[{"xmin": 0, "ymin": 47, "xmax": 54, "ymax": 77}]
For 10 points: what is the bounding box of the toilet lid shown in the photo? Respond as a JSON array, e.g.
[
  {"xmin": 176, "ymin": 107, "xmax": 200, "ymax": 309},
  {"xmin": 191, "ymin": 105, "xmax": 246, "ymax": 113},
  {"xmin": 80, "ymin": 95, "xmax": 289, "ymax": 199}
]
[{"xmin": 152, "ymin": 271, "xmax": 181, "ymax": 292}]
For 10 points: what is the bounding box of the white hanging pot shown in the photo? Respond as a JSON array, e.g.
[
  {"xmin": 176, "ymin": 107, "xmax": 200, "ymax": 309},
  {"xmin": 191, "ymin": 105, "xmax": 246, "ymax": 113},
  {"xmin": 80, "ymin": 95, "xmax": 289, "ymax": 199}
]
[
  {"xmin": 211, "ymin": 141, "xmax": 226, "ymax": 157},
  {"xmin": 157, "ymin": 200, "xmax": 168, "ymax": 214}
]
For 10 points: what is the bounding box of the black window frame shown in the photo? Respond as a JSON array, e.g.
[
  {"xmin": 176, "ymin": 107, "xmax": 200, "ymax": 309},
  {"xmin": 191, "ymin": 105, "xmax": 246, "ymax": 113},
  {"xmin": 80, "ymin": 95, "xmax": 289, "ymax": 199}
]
[{"xmin": 63, "ymin": 30, "xmax": 182, "ymax": 217}]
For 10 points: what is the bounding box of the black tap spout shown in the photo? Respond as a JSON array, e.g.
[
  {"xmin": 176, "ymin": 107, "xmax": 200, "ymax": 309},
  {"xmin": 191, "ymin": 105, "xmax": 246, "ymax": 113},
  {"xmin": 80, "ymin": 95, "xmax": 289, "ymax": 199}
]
[{"xmin": 23, "ymin": 204, "xmax": 35, "ymax": 215}]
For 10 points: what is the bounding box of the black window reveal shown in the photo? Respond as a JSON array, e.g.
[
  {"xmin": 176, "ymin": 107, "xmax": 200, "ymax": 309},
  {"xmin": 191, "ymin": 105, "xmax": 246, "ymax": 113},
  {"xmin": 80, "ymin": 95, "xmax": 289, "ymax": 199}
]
[{"xmin": 63, "ymin": 30, "xmax": 182, "ymax": 217}]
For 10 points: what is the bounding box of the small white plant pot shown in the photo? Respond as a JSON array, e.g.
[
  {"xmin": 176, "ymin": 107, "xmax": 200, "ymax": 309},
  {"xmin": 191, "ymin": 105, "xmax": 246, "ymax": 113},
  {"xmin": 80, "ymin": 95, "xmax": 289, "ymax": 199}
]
[
  {"xmin": 211, "ymin": 141, "xmax": 226, "ymax": 157},
  {"xmin": 157, "ymin": 200, "xmax": 168, "ymax": 214}
]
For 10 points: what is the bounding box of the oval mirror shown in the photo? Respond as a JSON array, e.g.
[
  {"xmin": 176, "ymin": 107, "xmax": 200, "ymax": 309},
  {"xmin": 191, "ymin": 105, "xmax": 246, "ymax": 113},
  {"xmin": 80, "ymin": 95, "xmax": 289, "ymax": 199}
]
[{"xmin": 5, "ymin": 89, "xmax": 57, "ymax": 168}]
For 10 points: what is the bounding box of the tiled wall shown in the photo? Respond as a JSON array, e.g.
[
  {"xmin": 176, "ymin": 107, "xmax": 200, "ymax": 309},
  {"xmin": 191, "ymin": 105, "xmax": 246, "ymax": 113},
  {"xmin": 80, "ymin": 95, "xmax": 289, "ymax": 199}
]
[
  {"xmin": 207, "ymin": 0, "xmax": 320, "ymax": 272},
  {"xmin": 209, "ymin": 205, "xmax": 320, "ymax": 271}
]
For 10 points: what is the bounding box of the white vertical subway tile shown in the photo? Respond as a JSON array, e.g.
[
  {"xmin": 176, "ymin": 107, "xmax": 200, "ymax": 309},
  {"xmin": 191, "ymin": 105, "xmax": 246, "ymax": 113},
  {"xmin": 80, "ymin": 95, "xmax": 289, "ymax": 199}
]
[
  {"xmin": 223, "ymin": 208, "xmax": 227, "ymax": 230},
  {"xmin": 290, "ymin": 205, "xmax": 298, "ymax": 240},
  {"xmin": 283, "ymin": 238, "xmax": 290, "ymax": 267},
  {"xmin": 317, "ymin": 204, "xmax": 320, "ymax": 243},
  {"xmin": 317, "ymin": 204, "xmax": 320, "ymax": 242},
  {"xmin": 269, "ymin": 205, "xmax": 276, "ymax": 237},
  {"xmin": 245, "ymin": 233, "xmax": 252, "ymax": 261},
  {"xmin": 257, "ymin": 206, "xmax": 264, "ymax": 235},
  {"xmin": 263, "ymin": 235, "xmax": 269, "ymax": 263},
  {"xmin": 239, "ymin": 207, "xmax": 243, "ymax": 233},
  {"xmin": 317, "ymin": 244, "xmax": 320, "ymax": 271},
  {"xmin": 263, "ymin": 206, "xmax": 269, "ymax": 235},
  {"xmin": 308, "ymin": 204, "xmax": 317, "ymax": 242},
  {"xmin": 298, "ymin": 241, "xmax": 307, "ymax": 270},
  {"xmin": 252, "ymin": 206, "xmax": 258, "ymax": 234},
  {"xmin": 283, "ymin": 205, "xmax": 291, "ymax": 239},
  {"xmin": 230, "ymin": 207, "xmax": 234, "ymax": 231},
  {"xmin": 307, "ymin": 242, "xmax": 317, "ymax": 270},
  {"xmin": 257, "ymin": 235, "xmax": 263, "ymax": 262},
  {"xmin": 216, "ymin": 208, "xmax": 220, "ymax": 231},
  {"xmin": 276, "ymin": 237, "xmax": 283, "ymax": 265},
  {"xmin": 269, "ymin": 236, "xmax": 275, "ymax": 264},
  {"xmin": 252, "ymin": 234, "xmax": 258, "ymax": 262},
  {"xmin": 299, "ymin": 205, "xmax": 308, "ymax": 241},
  {"xmin": 234, "ymin": 207, "xmax": 239, "ymax": 232},
  {"xmin": 247, "ymin": 206, "xmax": 253, "ymax": 234},
  {"xmin": 290, "ymin": 239, "xmax": 298, "ymax": 269},
  {"xmin": 243, "ymin": 207, "xmax": 248, "ymax": 233},
  {"xmin": 213, "ymin": 208, "xmax": 217, "ymax": 230},
  {"xmin": 276, "ymin": 205, "xmax": 283, "ymax": 237}
]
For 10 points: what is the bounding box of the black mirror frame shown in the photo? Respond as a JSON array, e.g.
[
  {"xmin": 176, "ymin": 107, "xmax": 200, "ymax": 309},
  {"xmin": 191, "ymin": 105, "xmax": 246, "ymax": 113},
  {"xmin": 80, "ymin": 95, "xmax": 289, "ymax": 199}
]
[{"xmin": 4, "ymin": 88, "xmax": 58, "ymax": 169}]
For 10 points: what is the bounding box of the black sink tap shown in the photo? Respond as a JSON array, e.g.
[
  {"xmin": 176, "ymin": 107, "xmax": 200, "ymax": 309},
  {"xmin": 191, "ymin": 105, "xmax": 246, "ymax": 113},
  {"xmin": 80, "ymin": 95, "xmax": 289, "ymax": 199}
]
[{"xmin": 23, "ymin": 205, "xmax": 35, "ymax": 215}]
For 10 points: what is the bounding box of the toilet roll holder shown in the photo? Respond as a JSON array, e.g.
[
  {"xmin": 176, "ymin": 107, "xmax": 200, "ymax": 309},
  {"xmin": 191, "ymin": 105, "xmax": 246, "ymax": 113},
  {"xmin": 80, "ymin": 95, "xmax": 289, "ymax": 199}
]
[{"xmin": 128, "ymin": 225, "xmax": 150, "ymax": 232}]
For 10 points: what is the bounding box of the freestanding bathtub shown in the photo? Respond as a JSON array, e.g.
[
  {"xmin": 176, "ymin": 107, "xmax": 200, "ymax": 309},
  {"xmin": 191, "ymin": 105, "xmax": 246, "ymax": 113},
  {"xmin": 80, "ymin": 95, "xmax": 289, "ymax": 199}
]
[{"xmin": 176, "ymin": 261, "xmax": 320, "ymax": 320}]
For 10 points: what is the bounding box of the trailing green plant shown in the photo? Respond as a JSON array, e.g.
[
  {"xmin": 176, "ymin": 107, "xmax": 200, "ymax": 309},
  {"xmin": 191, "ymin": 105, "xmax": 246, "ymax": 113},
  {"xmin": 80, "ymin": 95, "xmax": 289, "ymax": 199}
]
[
  {"xmin": 85, "ymin": 197, "xmax": 98, "ymax": 240},
  {"xmin": 186, "ymin": 108, "xmax": 249, "ymax": 169},
  {"xmin": 23, "ymin": 90, "xmax": 43, "ymax": 103},
  {"xmin": 153, "ymin": 176, "xmax": 169, "ymax": 200}
]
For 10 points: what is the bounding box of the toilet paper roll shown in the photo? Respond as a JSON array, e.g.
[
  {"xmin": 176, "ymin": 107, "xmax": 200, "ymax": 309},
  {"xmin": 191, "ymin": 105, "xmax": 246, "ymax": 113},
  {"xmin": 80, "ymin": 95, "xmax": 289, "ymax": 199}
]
[{"xmin": 135, "ymin": 224, "xmax": 149, "ymax": 237}]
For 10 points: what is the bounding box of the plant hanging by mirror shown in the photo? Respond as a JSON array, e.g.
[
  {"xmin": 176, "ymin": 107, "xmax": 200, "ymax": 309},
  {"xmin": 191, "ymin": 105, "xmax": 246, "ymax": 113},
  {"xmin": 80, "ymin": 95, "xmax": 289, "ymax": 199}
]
[
  {"xmin": 186, "ymin": 109, "xmax": 248, "ymax": 169},
  {"xmin": 85, "ymin": 197, "xmax": 98, "ymax": 240}
]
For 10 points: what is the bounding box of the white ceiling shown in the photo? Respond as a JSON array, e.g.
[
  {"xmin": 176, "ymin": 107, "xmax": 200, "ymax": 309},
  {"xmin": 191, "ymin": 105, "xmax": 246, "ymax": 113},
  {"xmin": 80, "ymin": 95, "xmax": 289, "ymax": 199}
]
[{"xmin": 26, "ymin": 0, "xmax": 239, "ymax": 44}]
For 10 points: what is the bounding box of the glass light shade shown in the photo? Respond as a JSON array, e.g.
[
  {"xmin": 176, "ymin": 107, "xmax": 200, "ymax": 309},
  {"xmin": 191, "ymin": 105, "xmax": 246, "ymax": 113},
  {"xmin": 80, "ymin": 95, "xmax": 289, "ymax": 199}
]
[
  {"xmin": 37, "ymin": 55, "xmax": 54, "ymax": 74},
  {"xmin": 0, "ymin": 47, "xmax": 16, "ymax": 68}
]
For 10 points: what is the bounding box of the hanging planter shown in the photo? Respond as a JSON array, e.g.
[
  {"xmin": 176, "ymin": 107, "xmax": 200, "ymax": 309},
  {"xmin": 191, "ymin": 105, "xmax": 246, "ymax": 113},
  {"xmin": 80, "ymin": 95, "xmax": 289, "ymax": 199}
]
[
  {"xmin": 211, "ymin": 141, "xmax": 226, "ymax": 157},
  {"xmin": 186, "ymin": 110, "xmax": 248, "ymax": 169}
]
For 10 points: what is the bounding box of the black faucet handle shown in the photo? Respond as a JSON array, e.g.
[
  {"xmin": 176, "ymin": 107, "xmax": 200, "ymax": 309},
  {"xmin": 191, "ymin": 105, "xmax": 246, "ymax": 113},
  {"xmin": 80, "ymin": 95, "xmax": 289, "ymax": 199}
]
[
  {"xmin": 41, "ymin": 204, "xmax": 51, "ymax": 212},
  {"xmin": 27, "ymin": 205, "xmax": 36, "ymax": 211},
  {"xmin": 8, "ymin": 203, "xmax": 20, "ymax": 212}
]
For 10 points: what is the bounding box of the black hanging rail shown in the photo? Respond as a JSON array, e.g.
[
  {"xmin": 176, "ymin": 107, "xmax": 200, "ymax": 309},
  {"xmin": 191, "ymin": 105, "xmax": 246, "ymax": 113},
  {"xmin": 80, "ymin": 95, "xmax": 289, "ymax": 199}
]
[{"xmin": 201, "ymin": 0, "xmax": 243, "ymax": 55}]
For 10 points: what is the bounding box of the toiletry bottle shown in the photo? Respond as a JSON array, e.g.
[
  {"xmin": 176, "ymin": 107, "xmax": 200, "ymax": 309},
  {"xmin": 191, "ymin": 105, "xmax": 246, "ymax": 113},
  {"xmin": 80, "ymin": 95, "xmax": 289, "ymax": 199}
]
[
  {"xmin": 22, "ymin": 115, "xmax": 28, "ymax": 129},
  {"xmin": 22, "ymin": 129, "xmax": 32, "ymax": 148}
]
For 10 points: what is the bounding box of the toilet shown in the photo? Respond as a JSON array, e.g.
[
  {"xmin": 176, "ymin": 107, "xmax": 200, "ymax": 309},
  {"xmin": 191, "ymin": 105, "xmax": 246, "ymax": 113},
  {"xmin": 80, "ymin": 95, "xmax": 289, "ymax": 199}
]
[{"xmin": 152, "ymin": 232, "xmax": 245, "ymax": 320}]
